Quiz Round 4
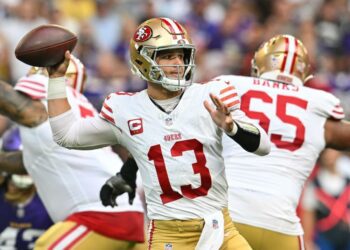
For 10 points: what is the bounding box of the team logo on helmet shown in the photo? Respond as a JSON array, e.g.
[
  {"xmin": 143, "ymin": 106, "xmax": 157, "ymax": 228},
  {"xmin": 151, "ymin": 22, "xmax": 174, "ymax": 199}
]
[{"xmin": 133, "ymin": 26, "xmax": 152, "ymax": 42}]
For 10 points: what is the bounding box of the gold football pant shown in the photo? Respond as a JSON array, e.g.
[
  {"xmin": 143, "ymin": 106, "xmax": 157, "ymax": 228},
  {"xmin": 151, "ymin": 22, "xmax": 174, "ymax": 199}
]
[
  {"xmin": 34, "ymin": 221, "xmax": 148, "ymax": 250},
  {"xmin": 148, "ymin": 208, "xmax": 251, "ymax": 250},
  {"xmin": 235, "ymin": 222, "xmax": 305, "ymax": 250}
]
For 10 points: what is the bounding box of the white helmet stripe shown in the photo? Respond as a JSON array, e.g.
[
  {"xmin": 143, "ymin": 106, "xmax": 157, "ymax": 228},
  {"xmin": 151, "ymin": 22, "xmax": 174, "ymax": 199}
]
[
  {"xmin": 161, "ymin": 17, "xmax": 184, "ymax": 40},
  {"xmin": 282, "ymin": 35, "xmax": 297, "ymax": 74}
]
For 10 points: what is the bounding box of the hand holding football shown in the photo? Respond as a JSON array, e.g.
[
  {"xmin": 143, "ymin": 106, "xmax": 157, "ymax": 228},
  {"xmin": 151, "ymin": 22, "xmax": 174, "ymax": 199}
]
[{"xmin": 15, "ymin": 24, "xmax": 77, "ymax": 67}]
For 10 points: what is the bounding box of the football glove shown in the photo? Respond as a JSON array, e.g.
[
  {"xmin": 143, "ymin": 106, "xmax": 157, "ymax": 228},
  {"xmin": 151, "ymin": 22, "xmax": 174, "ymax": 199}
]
[{"xmin": 100, "ymin": 173, "xmax": 136, "ymax": 207}]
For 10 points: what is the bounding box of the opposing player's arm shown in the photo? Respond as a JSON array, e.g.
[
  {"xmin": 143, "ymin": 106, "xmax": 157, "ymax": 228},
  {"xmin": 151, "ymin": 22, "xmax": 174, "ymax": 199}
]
[
  {"xmin": 0, "ymin": 80, "xmax": 47, "ymax": 127},
  {"xmin": 0, "ymin": 151, "xmax": 27, "ymax": 174},
  {"xmin": 325, "ymin": 119, "xmax": 350, "ymax": 150}
]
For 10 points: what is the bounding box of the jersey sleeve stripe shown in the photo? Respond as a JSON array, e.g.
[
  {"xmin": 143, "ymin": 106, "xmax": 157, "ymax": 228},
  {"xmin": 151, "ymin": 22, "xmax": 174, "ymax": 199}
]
[
  {"xmin": 332, "ymin": 105, "xmax": 344, "ymax": 114},
  {"xmin": 99, "ymin": 111, "xmax": 115, "ymax": 124},
  {"xmin": 220, "ymin": 93, "xmax": 238, "ymax": 102},
  {"xmin": 219, "ymin": 85, "xmax": 235, "ymax": 95},
  {"xmin": 14, "ymin": 86, "xmax": 46, "ymax": 99},
  {"xmin": 17, "ymin": 79, "xmax": 45, "ymax": 87},
  {"xmin": 102, "ymin": 103, "xmax": 113, "ymax": 113},
  {"xmin": 14, "ymin": 82, "xmax": 46, "ymax": 93},
  {"xmin": 331, "ymin": 110, "xmax": 344, "ymax": 117},
  {"xmin": 225, "ymin": 100, "xmax": 240, "ymax": 109},
  {"xmin": 332, "ymin": 109, "xmax": 344, "ymax": 115}
]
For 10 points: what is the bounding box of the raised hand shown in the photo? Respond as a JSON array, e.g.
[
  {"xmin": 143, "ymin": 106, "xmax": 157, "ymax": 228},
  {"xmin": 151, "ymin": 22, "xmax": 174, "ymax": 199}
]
[
  {"xmin": 46, "ymin": 50, "xmax": 71, "ymax": 78},
  {"xmin": 204, "ymin": 93, "xmax": 234, "ymax": 134}
]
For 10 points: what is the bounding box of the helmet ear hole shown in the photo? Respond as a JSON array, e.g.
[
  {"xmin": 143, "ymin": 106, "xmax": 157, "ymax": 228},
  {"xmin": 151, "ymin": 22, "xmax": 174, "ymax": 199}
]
[{"xmin": 135, "ymin": 59, "xmax": 143, "ymax": 66}]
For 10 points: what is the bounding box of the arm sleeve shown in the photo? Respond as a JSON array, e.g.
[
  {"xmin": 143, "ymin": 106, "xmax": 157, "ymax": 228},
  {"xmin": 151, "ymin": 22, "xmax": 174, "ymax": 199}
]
[
  {"xmin": 49, "ymin": 110, "xmax": 121, "ymax": 149},
  {"xmin": 229, "ymin": 109, "xmax": 271, "ymax": 156}
]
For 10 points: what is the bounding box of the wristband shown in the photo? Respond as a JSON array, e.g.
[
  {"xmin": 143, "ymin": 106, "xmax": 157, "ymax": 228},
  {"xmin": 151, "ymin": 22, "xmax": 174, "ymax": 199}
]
[
  {"xmin": 225, "ymin": 122, "xmax": 238, "ymax": 136},
  {"xmin": 47, "ymin": 77, "xmax": 67, "ymax": 100},
  {"xmin": 227, "ymin": 121, "xmax": 261, "ymax": 152}
]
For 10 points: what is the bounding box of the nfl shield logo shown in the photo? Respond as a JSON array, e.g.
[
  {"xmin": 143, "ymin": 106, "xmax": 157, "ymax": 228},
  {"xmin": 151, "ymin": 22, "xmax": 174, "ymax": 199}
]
[
  {"xmin": 212, "ymin": 219, "xmax": 219, "ymax": 229},
  {"xmin": 165, "ymin": 117, "xmax": 173, "ymax": 126},
  {"xmin": 165, "ymin": 243, "xmax": 173, "ymax": 250}
]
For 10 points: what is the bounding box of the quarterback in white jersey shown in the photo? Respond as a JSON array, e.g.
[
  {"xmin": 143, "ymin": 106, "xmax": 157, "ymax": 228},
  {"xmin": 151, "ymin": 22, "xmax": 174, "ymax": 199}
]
[
  {"xmin": 222, "ymin": 35, "xmax": 350, "ymax": 250},
  {"xmin": 0, "ymin": 57, "xmax": 146, "ymax": 249},
  {"xmin": 46, "ymin": 18, "xmax": 270, "ymax": 249}
]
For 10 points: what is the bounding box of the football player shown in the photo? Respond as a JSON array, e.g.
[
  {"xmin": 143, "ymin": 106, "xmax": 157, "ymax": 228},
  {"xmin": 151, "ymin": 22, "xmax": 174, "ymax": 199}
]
[
  {"xmin": 218, "ymin": 34, "xmax": 350, "ymax": 250},
  {"xmin": 0, "ymin": 58, "xmax": 146, "ymax": 249},
  {"xmin": 0, "ymin": 126, "xmax": 53, "ymax": 250},
  {"xmin": 45, "ymin": 17, "xmax": 270, "ymax": 249}
]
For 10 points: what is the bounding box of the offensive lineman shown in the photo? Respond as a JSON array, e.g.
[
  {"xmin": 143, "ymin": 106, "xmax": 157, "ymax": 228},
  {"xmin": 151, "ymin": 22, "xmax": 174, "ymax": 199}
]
[
  {"xmin": 220, "ymin": 34, "xmax": 350, "ymax": 250},
  {"xmin": 45, "ymin": 17, "xmax": 270, "ymax": 249}
]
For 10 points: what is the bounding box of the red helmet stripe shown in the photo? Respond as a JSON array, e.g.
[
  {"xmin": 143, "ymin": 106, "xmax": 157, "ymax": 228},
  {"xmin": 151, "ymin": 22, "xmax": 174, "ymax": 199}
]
[
  {"xmin": 70, "ymin": 57, "xmax": 78, "ymax": 90},
  {"xmin": 69, "ymin": 56, "xmax": 85, "ymax": 93},
  {"xmin": 283, "ymin": 35, "xmax": 297, "ymax": 74},
  {"xmin": 160, "ymin": 18, "xmax": 184, "ymax": 40},
  {"xmin": 172, "ymin": 19, "xmax": 185, "ymax": 39},
  {"xmin": 289, "ymin": 38, "xmax": 298, "ymax": 74},
  {"xmin": 280, "ymin": 37, "xmax": 289, "ymax": 72}
]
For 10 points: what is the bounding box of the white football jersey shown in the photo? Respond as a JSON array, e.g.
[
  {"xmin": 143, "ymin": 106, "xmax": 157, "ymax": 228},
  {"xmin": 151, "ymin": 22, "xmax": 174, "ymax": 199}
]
[
  {"xmin": 100, "ymin": 82, "xmax": 243, "ymax": 220},
  {"xmin": 217, "ymin": 75, "xmax": 344, "ymax": 235},
  {"xmin": 14, "ymin": 74, "xmax": 144, "ymax": 222}
]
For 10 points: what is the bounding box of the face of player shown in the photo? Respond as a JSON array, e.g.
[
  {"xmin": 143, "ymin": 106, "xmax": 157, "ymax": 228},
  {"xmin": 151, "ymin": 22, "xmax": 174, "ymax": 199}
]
[{"xmin": 155, "ymin": 49, "xmax": 185, "ymax": 80}]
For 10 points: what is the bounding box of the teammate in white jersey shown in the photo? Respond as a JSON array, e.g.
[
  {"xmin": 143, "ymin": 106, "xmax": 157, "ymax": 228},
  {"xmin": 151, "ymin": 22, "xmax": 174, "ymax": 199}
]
[
  {"xmin": 45, "ymin": 17, "xmax": 270, "ymax": 249},
  {"xmin": 0, "ymin": 58, "xmax": 146, "ymax": 249},
  {"xmin": 220, "ymin": 34, "xmax": 350, "ymax": 250}
]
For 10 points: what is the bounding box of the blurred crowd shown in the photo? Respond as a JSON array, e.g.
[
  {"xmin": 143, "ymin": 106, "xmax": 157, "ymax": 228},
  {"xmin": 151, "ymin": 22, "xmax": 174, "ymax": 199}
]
[
  {"xmin": 0, "ymin": 0, "xmax": 350, "ymax": 249},
  {"xmin": 0, "ymin": 0, "xmax": 350, "ymax": 112}
]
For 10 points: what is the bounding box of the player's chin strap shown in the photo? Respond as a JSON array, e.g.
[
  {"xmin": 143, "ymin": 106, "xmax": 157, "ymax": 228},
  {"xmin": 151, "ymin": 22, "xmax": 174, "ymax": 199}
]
[{"xmin": 195, "ymin": 210, "xmax": 224, "ymax": 250}]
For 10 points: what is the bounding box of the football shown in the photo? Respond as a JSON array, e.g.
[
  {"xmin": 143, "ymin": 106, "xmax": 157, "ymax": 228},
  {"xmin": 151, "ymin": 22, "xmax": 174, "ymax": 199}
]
[{"xmin": 15, "ymin": 24, "xmax": 78, "ymax": 67}]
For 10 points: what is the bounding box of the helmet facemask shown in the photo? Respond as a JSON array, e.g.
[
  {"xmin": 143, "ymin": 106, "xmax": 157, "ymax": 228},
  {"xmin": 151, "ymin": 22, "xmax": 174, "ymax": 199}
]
[
  {"xmin": 144, "ymin": 45, "xmax": 195, "ymax": 91},
  {"xmin": 130, "ymin": 17, "xmax": 196, "ymax": 92}
]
